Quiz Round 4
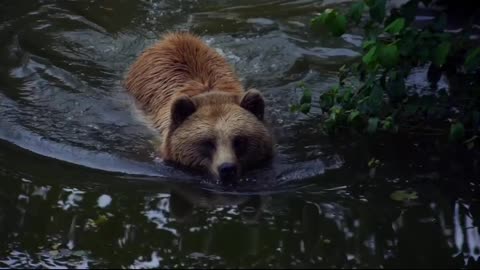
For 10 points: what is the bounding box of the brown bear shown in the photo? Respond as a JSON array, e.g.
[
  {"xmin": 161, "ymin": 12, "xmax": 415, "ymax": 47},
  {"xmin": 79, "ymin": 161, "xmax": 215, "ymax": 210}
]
[{"xmin": 124, "ymin": 32, "xmax": 274, "ymax": 183}]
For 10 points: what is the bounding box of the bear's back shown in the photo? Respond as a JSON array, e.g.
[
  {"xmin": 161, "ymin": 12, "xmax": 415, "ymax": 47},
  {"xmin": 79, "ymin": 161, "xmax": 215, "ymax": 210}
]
[{"xmin": 124, "ymin": 32, "xmax": 243, "ymax": 127}]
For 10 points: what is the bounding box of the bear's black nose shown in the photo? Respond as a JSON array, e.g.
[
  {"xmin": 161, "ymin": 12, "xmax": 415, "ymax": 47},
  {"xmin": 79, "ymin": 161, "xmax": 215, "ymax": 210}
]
[{"xmin": 218, "ymin": 163, "xmax": 238, "ymax": 181}]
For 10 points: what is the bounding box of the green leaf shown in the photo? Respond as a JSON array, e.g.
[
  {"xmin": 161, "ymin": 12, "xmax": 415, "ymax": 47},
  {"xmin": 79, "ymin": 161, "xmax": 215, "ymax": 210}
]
[
  {"xmin": 290, "ymin": 104, "xmax": 300, "ymax": 112},
  {"xmin": 362, "ymin": 45, "xmax": 378, "ymax": 64},
  {"xmin": 465, "ymin": 47, "xmax": 480, "ymax": 71},
  {"xmin": 450, "ymin": 122, "xmax": 465, "ymax": 141},
  {"xmin": 325, "ymin": 118, "xmax": 336, "ymax": 131},
  {"xmin": 300, "ymin": 86, "xmax": 312, "ymax": 105},
  {"xmin": 390, "ymin": 190, "xmax": 418, "ymax": 202},
  {"xmin": 379, "ymin": 43, "xmax": 399, "ymax": 68},
  {"xmin": 311, "ymin": 16, "xmax": 322, "ymax": 29},
  {"xmin": 312, "ymin": 9, "xmax": 346, "ymax": 36},
  {"xmin": 311, "ymin": 10, "xmax": 330, "ymax": 28},
  {"xmin": 362, "ymin": 39, "xmax": 376, "ymax": 50},
  {"xmin": 294, "ymin": 85, "xmax": 312, "ymax": 114},
  {"xmin": 320, "ymin": 91, "xmax": 335, "ymax": 109},
  {"xmin": 385, "ymin": 18, "xmax": 405, "ymax": 34},
  {"xmin": 348, "ymin": 1, "xmax": 365, "ymax": 23},
  {"xmin": 381, "ymin": 116, "xmax": 394, "ymax": 130},
  {"xmin": 348, "ymin": 110, "xmax": 360, "ymax": 122},
  {"xmin": 328, "ymin": 112, "xmax": 337, "ymax": 124},
  {"xmin": 367, "ymin": 0, "xmax": 386, "ymax": 23},
  {"xmin": 311, "ymin": 10, "xmax": 334, "ymax": 31},
  {"xmin": 300, "ymin": 103, "xmax": 311, "ymax": 114},
  {"xmin": 330, "ymin": 106, "xmax": 346, "ymax": 122},
  {"xmin": 330, "ymin": 13, "xmax": 347, "ymax": 36},
  {"xmin": 433, "ymin": 41, "xmax": 451, "ymax": 67},
  {"xmin": 367, "ymin": 117, "xmax": 379, "ymax": 133}
]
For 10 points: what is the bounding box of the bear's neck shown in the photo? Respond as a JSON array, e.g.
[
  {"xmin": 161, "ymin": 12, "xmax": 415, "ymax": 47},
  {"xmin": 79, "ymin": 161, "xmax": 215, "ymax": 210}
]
[
  {"xmin": 191, "ymin": 91, "xmax": 242, "ymax": 107},
  {"xmin": 179, "ymin": 80, "xmax": 244, "ymax": 98}
]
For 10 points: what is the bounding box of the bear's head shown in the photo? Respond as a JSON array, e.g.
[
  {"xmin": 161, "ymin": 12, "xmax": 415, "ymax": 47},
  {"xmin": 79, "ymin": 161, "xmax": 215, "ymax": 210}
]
[{"xmin": 162, "ymin": 89, "xmax": 274, "ymax": 183}]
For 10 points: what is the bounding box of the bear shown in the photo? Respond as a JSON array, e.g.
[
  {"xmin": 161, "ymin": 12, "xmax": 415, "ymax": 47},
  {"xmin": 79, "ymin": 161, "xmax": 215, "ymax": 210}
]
[{"xmin": 124, "ymin": 32, "xmax": 274, "ymax": 183}]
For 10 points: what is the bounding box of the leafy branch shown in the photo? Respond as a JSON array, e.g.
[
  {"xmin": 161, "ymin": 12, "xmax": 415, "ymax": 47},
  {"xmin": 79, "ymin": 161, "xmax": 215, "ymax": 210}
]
[{"xmin": 292, "ymin": 0, "xmax": 480, "ymax": 144}]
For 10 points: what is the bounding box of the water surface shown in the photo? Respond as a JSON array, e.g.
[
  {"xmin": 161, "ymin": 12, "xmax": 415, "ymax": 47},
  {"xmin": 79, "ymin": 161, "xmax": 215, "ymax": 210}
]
[{"xmin": 0, "ymin": 0, "xmax": 479, "ymax": 268}]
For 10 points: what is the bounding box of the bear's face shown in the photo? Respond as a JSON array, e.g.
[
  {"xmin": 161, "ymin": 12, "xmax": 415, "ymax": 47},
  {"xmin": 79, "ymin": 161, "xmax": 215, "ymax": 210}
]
[{"xmin": 163, "ymin": 90, "xmax": 273, "ymax": 183}]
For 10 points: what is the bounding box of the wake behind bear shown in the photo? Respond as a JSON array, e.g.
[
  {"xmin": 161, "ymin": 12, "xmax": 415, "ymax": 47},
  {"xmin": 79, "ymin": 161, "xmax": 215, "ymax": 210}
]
[{"xmin": 124, "ymin": 32, "xmax": 274, "ymax": 183}]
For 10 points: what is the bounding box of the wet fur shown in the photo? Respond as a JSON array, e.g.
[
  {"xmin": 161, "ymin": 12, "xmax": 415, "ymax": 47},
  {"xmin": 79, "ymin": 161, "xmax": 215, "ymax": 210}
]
[{"xmin": 124, "ymin": 32, "xmax": 273, "ymax": 178}]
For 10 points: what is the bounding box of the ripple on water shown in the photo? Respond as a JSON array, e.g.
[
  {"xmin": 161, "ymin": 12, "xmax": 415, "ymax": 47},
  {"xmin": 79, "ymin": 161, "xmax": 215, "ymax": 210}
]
[{"xmin": 0, "ymin": 0, "xmax": 352, "ymax": 188}]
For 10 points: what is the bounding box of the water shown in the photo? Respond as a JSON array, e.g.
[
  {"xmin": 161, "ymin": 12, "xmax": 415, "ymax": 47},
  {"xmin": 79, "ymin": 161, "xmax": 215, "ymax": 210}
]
[{"xmin": 0, "ymin": 0, "xmax": 479, "ymax": 268}]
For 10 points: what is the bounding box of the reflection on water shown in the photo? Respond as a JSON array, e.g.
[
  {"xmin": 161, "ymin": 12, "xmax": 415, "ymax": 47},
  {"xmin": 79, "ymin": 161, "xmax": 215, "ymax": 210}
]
[
  {"xmin": 0, "ymin": 169, "xmax": 479, "ymax": 268},
  {"xmin": 0, "ymin": 0, "xmax": 479, "ymax": 268}
]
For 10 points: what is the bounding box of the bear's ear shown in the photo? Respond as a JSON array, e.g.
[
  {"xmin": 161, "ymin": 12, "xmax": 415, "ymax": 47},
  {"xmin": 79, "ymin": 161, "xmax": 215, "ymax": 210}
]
[
  {"xmin": 240, "ymin": 89, "xmax": 265, "ymax": 121},
  {"xmin": 171, "ymin": 95, "xmax": 196, "ymax": 130}
]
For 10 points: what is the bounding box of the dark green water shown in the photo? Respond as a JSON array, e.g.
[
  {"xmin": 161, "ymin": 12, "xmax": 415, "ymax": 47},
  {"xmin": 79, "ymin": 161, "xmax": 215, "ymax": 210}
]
[{"xmin": 0, "ymin": 0, "xmax": 479, "ymax": 268}]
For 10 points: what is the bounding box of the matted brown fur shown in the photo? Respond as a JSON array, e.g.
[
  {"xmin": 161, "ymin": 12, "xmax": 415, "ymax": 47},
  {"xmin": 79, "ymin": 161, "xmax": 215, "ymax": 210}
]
[{"xmin": 124, "ymin": 32, "xmax": 273, "ymax": 180}]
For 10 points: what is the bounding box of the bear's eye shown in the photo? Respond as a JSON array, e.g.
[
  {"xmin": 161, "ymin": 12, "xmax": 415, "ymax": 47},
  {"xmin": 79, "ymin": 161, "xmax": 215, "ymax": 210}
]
[
  {"xmin": 233, "ymin": 136, "xmax": 249, "ymax": 156},
  {"xmin": 199, "ymin": 139, "xmax": 216, "ymax": 157}
]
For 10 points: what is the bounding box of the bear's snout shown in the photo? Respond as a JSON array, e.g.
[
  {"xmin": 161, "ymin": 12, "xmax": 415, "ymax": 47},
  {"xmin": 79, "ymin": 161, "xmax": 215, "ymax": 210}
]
[{"xmin": 218, "ymin": 163, "xmax": 239, "ymax": 182}]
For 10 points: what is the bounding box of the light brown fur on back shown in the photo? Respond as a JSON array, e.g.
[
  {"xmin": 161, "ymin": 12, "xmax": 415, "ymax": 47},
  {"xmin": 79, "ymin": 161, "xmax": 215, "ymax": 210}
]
[{"xmin": 124, "ymin": 32, "xmax": 243, "ymax": 132}]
